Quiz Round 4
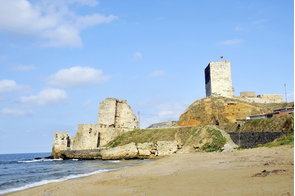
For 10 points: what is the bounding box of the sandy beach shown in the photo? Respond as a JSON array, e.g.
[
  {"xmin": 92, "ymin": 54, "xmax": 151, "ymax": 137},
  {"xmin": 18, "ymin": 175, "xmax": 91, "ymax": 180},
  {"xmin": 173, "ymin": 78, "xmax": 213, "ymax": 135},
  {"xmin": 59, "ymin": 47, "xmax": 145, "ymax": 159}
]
[{"xmin": 4, "ymin": 146, "xmax": 294, "ymax": 196}]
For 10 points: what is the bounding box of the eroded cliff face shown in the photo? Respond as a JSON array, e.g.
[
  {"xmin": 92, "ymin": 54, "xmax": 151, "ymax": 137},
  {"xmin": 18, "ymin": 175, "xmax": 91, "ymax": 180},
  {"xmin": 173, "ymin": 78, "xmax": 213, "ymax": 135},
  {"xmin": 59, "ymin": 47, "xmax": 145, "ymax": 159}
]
[{"xmin": 178, "ymin": 96, "xmax": 271, "ymax": 126}]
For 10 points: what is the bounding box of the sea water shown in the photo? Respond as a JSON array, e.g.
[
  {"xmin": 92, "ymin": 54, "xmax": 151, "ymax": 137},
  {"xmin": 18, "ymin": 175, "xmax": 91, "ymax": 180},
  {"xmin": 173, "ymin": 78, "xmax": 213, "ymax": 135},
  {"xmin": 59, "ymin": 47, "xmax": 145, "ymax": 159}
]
[{"xmin": 0, "ymin": 152, "xmax": 149, "ymax": 195}]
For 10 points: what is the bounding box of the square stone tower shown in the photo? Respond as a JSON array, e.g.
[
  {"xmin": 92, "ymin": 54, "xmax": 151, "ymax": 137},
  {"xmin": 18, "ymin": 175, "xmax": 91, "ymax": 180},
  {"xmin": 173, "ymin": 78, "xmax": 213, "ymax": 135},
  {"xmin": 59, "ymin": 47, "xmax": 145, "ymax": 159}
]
[{"xmin": 205, "ymin": 60, "xmax": 234, "ymax": 97}]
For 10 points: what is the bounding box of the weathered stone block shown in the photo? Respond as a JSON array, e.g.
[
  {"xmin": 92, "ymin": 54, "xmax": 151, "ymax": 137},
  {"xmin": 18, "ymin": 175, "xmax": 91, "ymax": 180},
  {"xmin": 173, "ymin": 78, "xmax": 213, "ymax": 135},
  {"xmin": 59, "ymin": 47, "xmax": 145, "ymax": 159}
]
[
  {"xmin": 100, "ymin": 142, "xmax": 139, "ymax": 160},
  {"xmin": 137, "ymin": 142, "xmax": 154, "ymax": 156},
  {"xmin": 156, "ymin": 141, "xmax": 178, "ymax": 156},
  {"xmin": 240, "ymin": 91, "xmax": 256, "ymax": 98}
]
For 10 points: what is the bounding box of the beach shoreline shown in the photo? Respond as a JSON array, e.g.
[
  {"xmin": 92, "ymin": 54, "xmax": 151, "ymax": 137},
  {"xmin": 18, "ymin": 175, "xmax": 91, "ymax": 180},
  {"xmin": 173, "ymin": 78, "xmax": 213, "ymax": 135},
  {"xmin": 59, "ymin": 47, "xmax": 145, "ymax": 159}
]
[{"xmin": 4, "ymin": 146, "xmax": 294, "ymax": 196}]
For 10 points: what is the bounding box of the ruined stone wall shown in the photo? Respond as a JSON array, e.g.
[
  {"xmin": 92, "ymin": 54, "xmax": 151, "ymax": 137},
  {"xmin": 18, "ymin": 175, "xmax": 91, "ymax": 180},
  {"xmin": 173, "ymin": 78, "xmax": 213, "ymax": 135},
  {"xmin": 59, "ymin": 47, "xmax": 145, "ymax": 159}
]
[
  {"xmin": 70, "ymin": 124, "xmax": 100, "ymax": 150},
  {"xmin": 240, "ymin": 91, "xmax": 256, "ymax": 98},
  {"xmin": 237, "ymin": 94, "xmax": 283, "ymax": 104},
  {"xmin": 115, "ymin": 99, "xmax": 138, "ymax": 132},
  {"xmin": 97, "ymin": 97, "xmax": 117, "ymax": 126},
  {"xmin": 257, "ymin": 94, "xmax": 283, "ymax": 103},
  {"xmin": 51, "ymin": 131, "xmax": 69, "ymax": 158},
  {"xmin": 52, "ymin": 97, "xmax": 139, "ymax": 156},
  {"xmin": 97, "ymin": 98, "xmax": 138, "ymax": 131},
  {"xmin": 205, "ymin": 60, "xmax": 234, "ymax": 98}
]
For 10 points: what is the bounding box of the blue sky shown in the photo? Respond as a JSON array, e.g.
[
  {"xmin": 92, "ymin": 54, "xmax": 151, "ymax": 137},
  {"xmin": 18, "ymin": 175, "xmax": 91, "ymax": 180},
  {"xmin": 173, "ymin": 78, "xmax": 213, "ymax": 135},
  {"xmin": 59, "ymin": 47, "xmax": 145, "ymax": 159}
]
[{"xmin": 0, "ymin": 0, "xmax": 293, "ymax": 154}]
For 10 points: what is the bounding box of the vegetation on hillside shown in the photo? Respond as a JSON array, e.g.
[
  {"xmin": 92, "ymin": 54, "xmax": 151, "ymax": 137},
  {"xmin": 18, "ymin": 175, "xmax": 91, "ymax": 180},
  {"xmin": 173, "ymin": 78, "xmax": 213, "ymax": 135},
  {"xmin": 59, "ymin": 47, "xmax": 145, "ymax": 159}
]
[
  {"xmin": 106, "ymin": 126, "xmax": 227, "ymax": 152},
  {"xmin": 177, "ymin": 95, "xmax": 294, "ymax": 127},
  {"xmin": 240, "ymin": 114, "xmax": 294, "ymax": 132},
  {"xmin": 258, "ymin": 132, "xmax": 294, "ymax": 148}
]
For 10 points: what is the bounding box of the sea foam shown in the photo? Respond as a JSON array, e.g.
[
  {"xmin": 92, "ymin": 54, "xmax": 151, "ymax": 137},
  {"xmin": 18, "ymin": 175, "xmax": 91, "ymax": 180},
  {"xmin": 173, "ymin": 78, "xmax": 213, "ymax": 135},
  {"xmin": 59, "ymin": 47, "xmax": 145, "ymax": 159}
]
[{"xmin": 0, "ymin": 169, "xmax": 112, "ymax": 195}]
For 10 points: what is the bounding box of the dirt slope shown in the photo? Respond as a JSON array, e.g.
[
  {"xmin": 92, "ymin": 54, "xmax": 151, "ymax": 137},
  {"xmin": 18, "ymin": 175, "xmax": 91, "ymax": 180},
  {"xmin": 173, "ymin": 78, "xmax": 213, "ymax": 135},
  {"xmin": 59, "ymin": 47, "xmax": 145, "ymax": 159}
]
[{"xmin": 178, "ymin": 96, "xmax": 291, "ymax": 126}]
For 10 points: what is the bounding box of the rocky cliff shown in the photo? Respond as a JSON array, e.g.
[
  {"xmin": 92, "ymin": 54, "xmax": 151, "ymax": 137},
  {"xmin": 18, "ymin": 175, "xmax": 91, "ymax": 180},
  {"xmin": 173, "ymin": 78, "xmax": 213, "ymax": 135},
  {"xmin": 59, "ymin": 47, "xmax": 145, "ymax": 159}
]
[{"xmin": 177, "ymin": 96, "xmax": 290, "ymax": 126}]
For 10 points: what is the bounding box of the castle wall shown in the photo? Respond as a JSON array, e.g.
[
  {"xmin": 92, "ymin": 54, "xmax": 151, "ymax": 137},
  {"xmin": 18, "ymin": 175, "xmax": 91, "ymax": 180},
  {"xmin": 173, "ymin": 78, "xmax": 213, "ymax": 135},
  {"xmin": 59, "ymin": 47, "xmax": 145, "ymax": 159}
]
[
  {"xmin": 205, "ymin": 60, "xmax": 234, "ymax": 97},
  {"xmin": 115, "ymin": 99, "xmax": 138, "ymax": 132},
  {"xmin": 237, "ymin": 94, "xmax": 283, "ymax": 104},
  {"xmin": 97, "ymin": 98, "xmax": 117, "ymax": 126},
  {"xmin": 51, "ymin": 131, "xmax": 69, "ymax": 158},
  {"xmin": 257, "ymin": 94, "xmax": 283, "ymax": 103},
  {"xmin": 51, "ymin": 97, "xmax": 139, "ymax": 155},
  {"xmin": 70, "ymin": 124, "xmax": 100, "ymax": 150},
  {"xmin": 240, "ymin": 91, "xmax": 256, "ymax": 98}
]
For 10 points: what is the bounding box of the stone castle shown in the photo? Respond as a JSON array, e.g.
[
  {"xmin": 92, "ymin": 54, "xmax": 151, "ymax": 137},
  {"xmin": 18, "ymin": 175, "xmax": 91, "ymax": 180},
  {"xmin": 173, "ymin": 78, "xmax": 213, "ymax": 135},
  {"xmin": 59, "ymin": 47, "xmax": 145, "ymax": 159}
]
[
  {"xmin": 51, "ymin": 98, "xmax": 138, "ymax": 158},
  {"xmin": 204, "ymin": 60, "xmax": 282, "ymax": 103}
]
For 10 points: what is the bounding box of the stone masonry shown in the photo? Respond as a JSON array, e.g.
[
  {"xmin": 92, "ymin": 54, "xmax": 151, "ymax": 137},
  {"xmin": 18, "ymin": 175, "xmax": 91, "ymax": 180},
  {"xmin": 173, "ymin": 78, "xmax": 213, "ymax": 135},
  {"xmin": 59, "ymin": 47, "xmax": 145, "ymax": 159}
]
[
  {"xmin": 205, "ymin": 60, "xmax": 235, "ymax": 98},
  {"xmin": 52, "ymin": 98, "xmax": 138, "ymax": 158},
  {"xmin": 204, "ymin": 60, "xmax": 282, "ymax": 103},
  {"xmin": 51, "ymin": 131, "xmax": 69, "ymax": 158},
  {"xmin": 240, "ymin": 91, "xmax": 256, "ymax": 98}
]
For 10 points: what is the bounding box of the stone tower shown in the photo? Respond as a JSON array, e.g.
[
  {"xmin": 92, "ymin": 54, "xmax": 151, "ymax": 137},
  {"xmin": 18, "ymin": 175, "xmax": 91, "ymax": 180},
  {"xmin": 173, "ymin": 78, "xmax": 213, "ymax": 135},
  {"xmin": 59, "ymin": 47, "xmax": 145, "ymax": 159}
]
[{"xmin": 205, "ymin": 60, "xmax": 234, "ymax": 97}]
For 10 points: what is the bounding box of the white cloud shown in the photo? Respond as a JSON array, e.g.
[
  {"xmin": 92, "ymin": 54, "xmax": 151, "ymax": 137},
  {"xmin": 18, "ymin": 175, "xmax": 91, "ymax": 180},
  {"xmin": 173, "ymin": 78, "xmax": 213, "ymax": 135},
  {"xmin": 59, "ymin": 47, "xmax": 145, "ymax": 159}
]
[
  {"xmin": 148, "ymin": 70, "xmax": 165, "ymax": 78},
  {"xmin": 47, "ymin": 66, "xmax": 110, "ymax": 88},
  {"xmin": 132, "ymin": 52, "xmax": 142, "ymax": 61},
  {"xmin": 235, "ymin": 26, "xmax": 243, "ymax": 31},
  {"xmin": 18, "ymin": 88, "xmax": 68, "ymax": 106},
  {"xmin": 251, "ymin": 19, "xmax": 267, "ymax": 25},
  {"xmin": 0, "ymin": 79, "xmax": 30, "ymax": 93},
  {"xmin": 1, "ymin": 108, "xmax": 35, "ymax": 117},
  {"xmin": 83, "ymin": 99, "xmax": 92, "ymax": 106},
  {"xmin": 0, "ymin": 0, "xmax": 118, "ymax": 48},
  {"xmin": 11, "ymin": 65, "xmax": 37, "ymax": 71},
  {"xmin": 217, "ymin": 39, "xmax": 244, "ymax": 46}
]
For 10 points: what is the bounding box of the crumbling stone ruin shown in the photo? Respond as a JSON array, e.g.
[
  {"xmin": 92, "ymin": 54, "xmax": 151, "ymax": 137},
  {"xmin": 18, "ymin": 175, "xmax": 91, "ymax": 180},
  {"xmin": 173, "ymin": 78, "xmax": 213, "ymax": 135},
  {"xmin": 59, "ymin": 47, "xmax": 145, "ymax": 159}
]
[
  {"xmin": 52, "ymin": 131, "xmax": 70, "ymax": 158},
  {"xmin": 204, "ymin": 60, "xmax": 282, "ymax": 103},
  {"xmin": 51, "ymin": 98, "xmax": 138, "ymax": 158}
]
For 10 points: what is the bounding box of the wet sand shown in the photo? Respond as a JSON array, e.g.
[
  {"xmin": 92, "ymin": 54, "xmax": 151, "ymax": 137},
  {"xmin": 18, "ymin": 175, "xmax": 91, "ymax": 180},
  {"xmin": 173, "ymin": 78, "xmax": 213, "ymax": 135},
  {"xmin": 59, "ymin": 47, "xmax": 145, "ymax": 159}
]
[{"xmin": 5, "ymin": 146, "xmax": 294, "ymax": 196}]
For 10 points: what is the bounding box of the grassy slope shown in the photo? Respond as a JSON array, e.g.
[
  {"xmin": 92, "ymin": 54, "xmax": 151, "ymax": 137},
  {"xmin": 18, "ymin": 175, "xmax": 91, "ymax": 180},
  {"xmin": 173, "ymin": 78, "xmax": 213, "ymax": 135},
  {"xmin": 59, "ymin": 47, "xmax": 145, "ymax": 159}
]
[
  {"xmin": 240, "ymin": 114, "xmax": 294, "ymax": 132},
  {"xmin": 259, "ymin": 132, "xmax": 294, "ymax": 148},
  {"xmin": 106, "ymin": 126, "xmax": 227, "ymax": 152}
]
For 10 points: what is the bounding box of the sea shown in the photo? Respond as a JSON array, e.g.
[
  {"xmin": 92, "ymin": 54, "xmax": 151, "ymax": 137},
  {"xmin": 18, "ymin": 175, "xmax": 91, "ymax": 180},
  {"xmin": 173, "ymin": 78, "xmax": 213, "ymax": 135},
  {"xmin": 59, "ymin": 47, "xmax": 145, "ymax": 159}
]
[{"xmin": 0, "ymin": 152, "xmax": 150, "ymax": 195}]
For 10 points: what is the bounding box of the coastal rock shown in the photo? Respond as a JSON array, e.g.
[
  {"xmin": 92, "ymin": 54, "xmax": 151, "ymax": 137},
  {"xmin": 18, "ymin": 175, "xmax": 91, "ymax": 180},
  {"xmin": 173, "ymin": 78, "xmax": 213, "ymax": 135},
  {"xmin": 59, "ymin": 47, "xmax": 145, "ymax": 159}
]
[
  {"xmin": 101, "ymin": 142, "xmax": 138, "ymax": 160},
  {"xmin": 156, "ymin": 141, "xmax": 178, "ymax": 156},
  {"xmin": 137, "ymin": 142, "xmax": 154, "ymax": 156},
  {"xmin": 177, "ymin": 146, "xmax": 194, "ymax": 154},
  {"xmin": 221, "ymin": 143, "xmax": 234, "ymax": 152}
]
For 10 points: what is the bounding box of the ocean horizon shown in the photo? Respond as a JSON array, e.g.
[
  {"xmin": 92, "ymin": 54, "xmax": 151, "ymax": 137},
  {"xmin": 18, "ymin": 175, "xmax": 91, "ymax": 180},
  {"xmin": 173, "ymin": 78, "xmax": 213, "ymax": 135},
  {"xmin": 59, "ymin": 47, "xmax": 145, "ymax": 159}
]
[{"xmin": 0, "ymin": 152, "xmax": 149, "ymax": 195}]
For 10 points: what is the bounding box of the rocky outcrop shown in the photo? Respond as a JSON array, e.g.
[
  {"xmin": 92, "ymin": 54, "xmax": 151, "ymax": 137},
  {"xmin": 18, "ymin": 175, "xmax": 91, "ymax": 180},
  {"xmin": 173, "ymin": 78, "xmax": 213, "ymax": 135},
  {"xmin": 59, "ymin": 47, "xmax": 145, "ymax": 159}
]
[
  {"xmin": 101, "ymin": 142, "xmax": 139, "ymax": 160},
  {"xmin": 178, "ymin": 96, "xmax": 271, "ymax": 126},
  {"xmin": 137, "ymin": 142, "xmax": 154, "ymax": 156},
  {"xmin": 59, "ymin": 149, "xmax": 103, "ymax": 159},
  {"xmin": 147, "ymin": 121, "xmax": 177, "ymax": 129},
  {"xmin": 156, "ymin": 141, "xmax": 178, "ymax": 156}
]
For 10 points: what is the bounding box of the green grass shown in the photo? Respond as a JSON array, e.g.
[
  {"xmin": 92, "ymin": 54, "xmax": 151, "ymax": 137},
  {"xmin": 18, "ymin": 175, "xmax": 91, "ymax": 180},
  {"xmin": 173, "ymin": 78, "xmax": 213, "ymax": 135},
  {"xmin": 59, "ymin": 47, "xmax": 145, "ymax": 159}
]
[
  {"xmin": 241, "ymin": 114, "xmax": 294, "ymax": 132},
  {"xmin": 258, "ymin": 132, "xmax": 294, "ymax": 148},
  {"xmin": 106, "ymin": 126, "xmax": 227, "ymax": 153},
  {"xmin": 201, "ymin": 128, "xmax": 227, "ymax": 152}
]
